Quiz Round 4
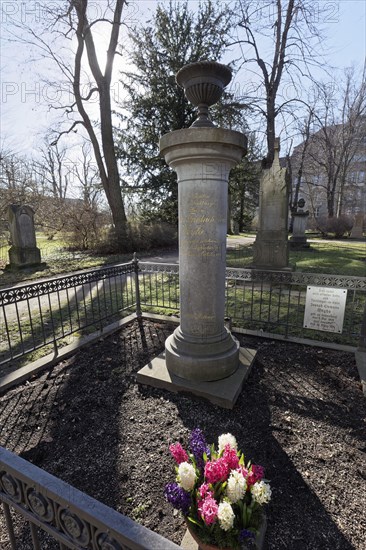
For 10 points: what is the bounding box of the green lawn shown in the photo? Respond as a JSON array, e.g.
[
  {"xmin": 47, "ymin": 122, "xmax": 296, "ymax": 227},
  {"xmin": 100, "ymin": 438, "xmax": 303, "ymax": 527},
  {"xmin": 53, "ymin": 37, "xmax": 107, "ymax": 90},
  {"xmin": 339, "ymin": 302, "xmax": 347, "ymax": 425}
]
[
  {"xmin": 0, "ymin": 232, "xmax": 135, "ymax": 288},
  {"xmin": 1, "ymin": 233, "xmax": 365, "ymax": 289},
  {"xmin": 226, "ymin": 239, "xmax": 366, "ymax": 277}
]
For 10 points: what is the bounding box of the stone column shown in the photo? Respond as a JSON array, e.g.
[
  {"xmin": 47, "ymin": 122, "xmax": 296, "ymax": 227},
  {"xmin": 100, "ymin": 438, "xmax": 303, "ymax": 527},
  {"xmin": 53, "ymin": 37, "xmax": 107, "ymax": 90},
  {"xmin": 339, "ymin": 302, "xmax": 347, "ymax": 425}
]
[
  {"xmin": 137, "ymin": 61, "xmax": 256, "ymax": 408},
  {"xmin": 160, "ymin": 128, "xmax": 246, "ymax": 381},
  {"xmin": 7, "ymin": 204, "xmax": 41, "ymax": 268}
]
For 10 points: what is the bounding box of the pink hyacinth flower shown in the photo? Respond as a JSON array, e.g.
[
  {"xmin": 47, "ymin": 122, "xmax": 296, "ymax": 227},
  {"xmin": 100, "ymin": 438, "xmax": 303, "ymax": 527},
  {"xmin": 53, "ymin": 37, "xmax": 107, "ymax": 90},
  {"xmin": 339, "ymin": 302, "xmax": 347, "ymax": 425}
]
[
  {"xmin": 223, "ymin": 444, "xmax": 239, "ymax": 470},
  {"xmin": 198, "ymin": 483, "xmax": 213, "ymax": 500},
  {"xmin": 169, "ymin": 443, "xmax": 189, "ymax": 465},
  {"xmin": 204, "ymin": 458, "xmax": 229, "ymax": 484},
  {"xmin": 247, "ymin": 464, "xmax": 265, "ymax": 486},
  {"xmin": 199, "ymin": 496, "xmax": 218, "ymax": 526}
]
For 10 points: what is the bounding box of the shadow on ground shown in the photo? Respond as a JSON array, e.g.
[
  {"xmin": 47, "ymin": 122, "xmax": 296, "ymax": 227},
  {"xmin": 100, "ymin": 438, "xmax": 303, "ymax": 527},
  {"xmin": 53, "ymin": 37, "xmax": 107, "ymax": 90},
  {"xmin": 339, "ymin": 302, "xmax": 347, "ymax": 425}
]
[{"xmin": 0, "ymin": 319, "xmax": 365, "ymax": 549}]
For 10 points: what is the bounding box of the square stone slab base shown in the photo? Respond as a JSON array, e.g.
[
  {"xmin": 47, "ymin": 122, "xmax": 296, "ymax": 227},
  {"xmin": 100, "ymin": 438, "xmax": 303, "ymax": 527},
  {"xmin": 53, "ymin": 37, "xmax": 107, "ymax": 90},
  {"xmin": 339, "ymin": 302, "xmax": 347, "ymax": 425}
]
[{"xmin": 137, "ymin": 347, "xmax": 256, "ymax": 409}]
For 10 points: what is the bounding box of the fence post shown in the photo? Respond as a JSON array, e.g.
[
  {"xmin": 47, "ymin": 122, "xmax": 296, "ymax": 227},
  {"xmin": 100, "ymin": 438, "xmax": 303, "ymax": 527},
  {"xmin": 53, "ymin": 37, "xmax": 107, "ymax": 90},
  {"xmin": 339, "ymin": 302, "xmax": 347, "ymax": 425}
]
[
  {"xmin": 133, "ymin": 253, "xmax": 142, "ymax": 319},
  {"xmin": 355, "ymin": 300, "xmax": 366, "ymax": 395}
]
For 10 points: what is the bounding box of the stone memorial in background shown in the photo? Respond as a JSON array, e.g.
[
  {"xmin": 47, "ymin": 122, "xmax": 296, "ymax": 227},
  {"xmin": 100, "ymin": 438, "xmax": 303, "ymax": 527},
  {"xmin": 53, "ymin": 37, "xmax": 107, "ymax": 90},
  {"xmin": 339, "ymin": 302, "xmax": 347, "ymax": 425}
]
[
  {"xmin": 7, "ymin": 204, "xmax": 41, "ymax": 268},
  {"xmin": 290, "ymin": 198, "xmax": 310, "ymax": 248},
  {"xmin": 350, "ymin": 213, "xmax": 364, "ymax": 239},
  {"xmin": 252, "ymin": 139, "xmax": 290, "ymax": 269},
  {"xmin": 137, "ymin": 61, "xmax": 256, "ymax": 408}
]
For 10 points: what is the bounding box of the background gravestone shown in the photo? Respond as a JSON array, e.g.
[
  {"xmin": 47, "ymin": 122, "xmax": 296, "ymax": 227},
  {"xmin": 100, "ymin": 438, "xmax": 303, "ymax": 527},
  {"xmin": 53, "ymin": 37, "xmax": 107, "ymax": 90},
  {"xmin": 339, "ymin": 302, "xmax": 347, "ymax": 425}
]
[
  {"xmin": 252, "ymin": 139, "xmax": 290, "ymax": 269},
  {"xmin": 7, "ymin": 204, "xmax": 41, "ymax": 268},
  {"xmin": 290, "ymin": 198, "xmax": 310, "ymax": 248},
  {"xmin": 350, "ymin": 213, "xmax": 364, "ymax": 239}
]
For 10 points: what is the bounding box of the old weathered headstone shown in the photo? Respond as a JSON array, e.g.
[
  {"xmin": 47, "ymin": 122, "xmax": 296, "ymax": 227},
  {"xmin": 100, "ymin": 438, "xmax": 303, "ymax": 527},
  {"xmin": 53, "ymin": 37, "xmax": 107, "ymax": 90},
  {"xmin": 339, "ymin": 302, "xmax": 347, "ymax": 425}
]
[
  {"xmin": 7, "ymin": 204, "xmax": 41, "ymax": 268},
  {"xmin": 290, "ymin": 198, "xmax": 309, "ymax": 248},
  {"xmin": 252, "ymin": 140, "xmax": 290, "ymax": 269},
  {"xmin": 350, "ymin": 213, "xmax": 364, "ymax": 239}
]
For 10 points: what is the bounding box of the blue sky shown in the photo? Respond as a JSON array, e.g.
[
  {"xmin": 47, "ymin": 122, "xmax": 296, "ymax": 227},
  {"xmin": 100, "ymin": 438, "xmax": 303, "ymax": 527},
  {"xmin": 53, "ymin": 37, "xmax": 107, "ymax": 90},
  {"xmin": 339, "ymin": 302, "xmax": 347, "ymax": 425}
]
[{"xmin": 0, "ymin": 0, "xmax": 365, "ymax": 156}]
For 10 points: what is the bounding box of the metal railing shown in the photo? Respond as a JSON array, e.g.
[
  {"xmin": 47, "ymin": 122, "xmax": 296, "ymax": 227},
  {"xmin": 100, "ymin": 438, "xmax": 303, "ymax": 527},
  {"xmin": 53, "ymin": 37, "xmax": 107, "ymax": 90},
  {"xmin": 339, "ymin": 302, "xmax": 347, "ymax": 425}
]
[
  {"xmin": 0, "ymin": 446, "xmax": 180, "ymax": 550},
  {"xmin": 1, "ymin": 260, "xmax": 366, "ymax": 370},
  {"xmin": 0, "ymin": 259, "xmax": 138, "ymax": 366},
  {"xmin": 139, "ymin": 263, "xmax": 366, "ymax": 349}
]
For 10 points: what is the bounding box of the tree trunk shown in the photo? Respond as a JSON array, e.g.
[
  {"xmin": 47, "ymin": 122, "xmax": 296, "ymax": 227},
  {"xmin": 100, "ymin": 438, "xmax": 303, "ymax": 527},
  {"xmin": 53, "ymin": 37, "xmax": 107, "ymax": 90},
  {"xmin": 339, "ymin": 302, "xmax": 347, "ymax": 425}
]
[
  {"xmin": 265, "ymin": 100, "xmax": 276, "ymax": 167},
  {"xmin": 99, "ymin": 85, "xmax": 127, "ymax": 240}
]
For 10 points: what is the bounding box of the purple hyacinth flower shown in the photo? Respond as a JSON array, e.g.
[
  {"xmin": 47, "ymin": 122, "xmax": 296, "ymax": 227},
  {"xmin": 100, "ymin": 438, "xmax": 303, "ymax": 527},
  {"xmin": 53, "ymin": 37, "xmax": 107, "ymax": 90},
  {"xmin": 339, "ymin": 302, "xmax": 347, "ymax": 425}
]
[
  {"xmin": 239, "ymin": 528, "xmax": 255, "ymax": 541},
  {"xmin": 189, "ymin": 428, "xmax": 210, "ymax": 469},
  {"xmin": 164, "ymin": 482, "xmax": 191, "ymax": 515}
]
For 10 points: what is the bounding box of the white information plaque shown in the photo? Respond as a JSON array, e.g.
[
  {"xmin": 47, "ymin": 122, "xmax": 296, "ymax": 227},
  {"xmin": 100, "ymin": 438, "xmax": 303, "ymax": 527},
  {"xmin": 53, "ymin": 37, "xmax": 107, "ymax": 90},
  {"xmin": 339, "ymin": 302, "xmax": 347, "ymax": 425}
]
[{"xmin": 303, "ymin": 286, "xmax": 347, "ymax": 333}]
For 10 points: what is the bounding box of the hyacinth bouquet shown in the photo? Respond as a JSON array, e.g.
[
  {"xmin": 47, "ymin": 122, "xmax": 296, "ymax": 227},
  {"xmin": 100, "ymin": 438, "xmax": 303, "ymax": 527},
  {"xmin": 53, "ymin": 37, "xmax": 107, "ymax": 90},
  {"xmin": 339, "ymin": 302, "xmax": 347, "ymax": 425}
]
[{"xmin": 164, "ymin": 429, "xmax": 271, "ymax": 549}]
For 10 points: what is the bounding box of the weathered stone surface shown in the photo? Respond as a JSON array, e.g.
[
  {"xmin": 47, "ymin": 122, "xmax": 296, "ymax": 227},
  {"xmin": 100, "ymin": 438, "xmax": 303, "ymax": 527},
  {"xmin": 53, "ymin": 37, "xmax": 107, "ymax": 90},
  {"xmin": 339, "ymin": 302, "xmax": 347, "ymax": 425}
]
[
  {"xmin": 253, "ymin": 140, "xmax": 289, "ymax": 269},
  {"xmin": 290, "ymin": 199, "xmax": 309, "ymax": 249},
  {"xmin": 350, "ymin": 213, "xmax": 364, "ymax": 239},
  {"xmin": 7, "ymin": 205, "xmax": 41, "ymax": 268},
  {"xmin": 137, "ymin": 347, "xmax": 257, "ymax": 409},
  {"xmin": 160, "ymin": 128, "xmax": 247, "ymax": 382}
]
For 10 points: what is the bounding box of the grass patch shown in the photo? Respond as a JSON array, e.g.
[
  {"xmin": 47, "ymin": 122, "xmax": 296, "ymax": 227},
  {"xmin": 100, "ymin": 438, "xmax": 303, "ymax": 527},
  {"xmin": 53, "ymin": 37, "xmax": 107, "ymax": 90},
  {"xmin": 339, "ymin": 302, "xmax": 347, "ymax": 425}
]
[
  {"xmin": 225, "ymin": 283, "xmax": 364, "ymax": 347},
  {"xmin": 0, "ymin": 276, "xmax": 137, "ymax": 370},
  {"xmin": 226, "ymin": 240, "xmax": 366, "ymax": 276},
  {"xmin": 290, "ymin": 241, "xmax": 366, "ymax": 276},
  {"xmin": 0, "ymin": 230, "xmax": 171, "ymax": 288}
]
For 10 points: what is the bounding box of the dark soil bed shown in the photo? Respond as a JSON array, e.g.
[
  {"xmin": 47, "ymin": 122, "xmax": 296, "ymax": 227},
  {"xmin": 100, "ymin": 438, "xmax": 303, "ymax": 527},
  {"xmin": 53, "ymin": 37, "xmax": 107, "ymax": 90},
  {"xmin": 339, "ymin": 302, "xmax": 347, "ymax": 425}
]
[{"xmin": 1, "ymin": 318, "xmax": 365, "ymax": 549}]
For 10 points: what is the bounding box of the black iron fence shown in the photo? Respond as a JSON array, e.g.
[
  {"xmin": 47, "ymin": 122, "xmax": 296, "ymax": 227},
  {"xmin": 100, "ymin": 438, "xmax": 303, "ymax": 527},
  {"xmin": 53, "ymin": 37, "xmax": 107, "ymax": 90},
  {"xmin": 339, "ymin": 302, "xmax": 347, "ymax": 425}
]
[
  {"xmin": 139, "ymin": 263, "xmax": 366, "ymax": 349},
  {"xmin": 0, "ymin": 260, "xmax": 138, "ymax": 366},
  {"xmin": 0, "ymin": 446, "xmax": 180, "ymax": 550},
  {"xmin": 1, "ymin": 259, "xmax": 366, "ymax": 370}
]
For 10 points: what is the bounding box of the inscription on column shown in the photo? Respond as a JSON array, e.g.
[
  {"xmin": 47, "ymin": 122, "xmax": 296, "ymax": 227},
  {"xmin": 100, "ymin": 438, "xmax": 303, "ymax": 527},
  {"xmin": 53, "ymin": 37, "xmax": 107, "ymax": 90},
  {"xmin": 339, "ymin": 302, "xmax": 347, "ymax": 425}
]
[{"xmin": 180, "ymin": 192, "xmax": 226, "ymax": 259}]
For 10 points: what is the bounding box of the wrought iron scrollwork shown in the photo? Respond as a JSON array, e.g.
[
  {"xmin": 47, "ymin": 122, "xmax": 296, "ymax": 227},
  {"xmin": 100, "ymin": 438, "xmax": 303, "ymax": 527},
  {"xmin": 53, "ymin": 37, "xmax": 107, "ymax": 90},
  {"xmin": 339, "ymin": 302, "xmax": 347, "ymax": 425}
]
[
  {"xmin": 0, "ymin": 262, "xmax": 135, "ymax": 306},
  {"xmin": 96, "ymin": 531, "xmax": 124, "ymax": 550},
  {"xmin": 59, "ymin": 508, "xmax": 90, "ymax": 545},
  {"xmin": 26, "ymin": 488, "xmax": 54, "ymax": 522},
  {"xmin": 0, "ymin": 472, "xmax": 22, "ymax": 503}
]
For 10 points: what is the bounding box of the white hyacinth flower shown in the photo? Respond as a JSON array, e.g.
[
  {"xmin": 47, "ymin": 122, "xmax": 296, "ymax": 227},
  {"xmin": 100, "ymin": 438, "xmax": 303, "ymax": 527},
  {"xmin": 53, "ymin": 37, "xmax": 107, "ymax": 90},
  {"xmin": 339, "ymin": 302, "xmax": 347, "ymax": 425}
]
[
  {"xmin": 217, "ymin": 501, "xmax": 235, "ymax": 531},
  {"xmin": 251, "ymin": 480, "xmax": 272, "ymax": 505},
  {"xmin": 178, "ymin": 462, "xmax": 196, "ymax": 491},
  {"xmin": 218, "ymin": 433, "xmax": 237, "ymax": 454},
  {"xmin": 226, "ymin": 470, "xmax": 247, "ymax": 503}
]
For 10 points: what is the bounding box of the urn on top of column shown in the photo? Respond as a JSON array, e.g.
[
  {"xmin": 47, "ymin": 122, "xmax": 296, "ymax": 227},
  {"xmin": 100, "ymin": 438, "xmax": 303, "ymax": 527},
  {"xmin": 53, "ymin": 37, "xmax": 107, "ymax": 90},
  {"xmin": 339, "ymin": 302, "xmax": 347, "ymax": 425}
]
[{"xmin": 176, "ymin": 61, "xmax": 232, "ymax": 128}]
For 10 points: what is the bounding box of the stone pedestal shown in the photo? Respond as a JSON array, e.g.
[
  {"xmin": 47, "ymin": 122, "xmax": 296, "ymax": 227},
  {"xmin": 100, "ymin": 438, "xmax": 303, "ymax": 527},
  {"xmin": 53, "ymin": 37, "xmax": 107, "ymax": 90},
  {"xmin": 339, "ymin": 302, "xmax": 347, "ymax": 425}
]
[
  {"xmin": 350, "ymin": 213, "xmax": 364, "ymax": 239},
  {"xmin": 253, "ymin": 140, "xmax": 289, "ymax": 269},
  {"xmin": 137, "ymin": 60, "xmax": 257, "ymax": 407},
  {"xmin": 161, "ymin": 128, "xmax": 247, "ymax": 382},
  {"xmin": 290, "ymin": 200, "xmax": 309, "ymax": 249},
  {"xmin": 7, "ymin": 205, "xmax": 41, "ymax": 268}
]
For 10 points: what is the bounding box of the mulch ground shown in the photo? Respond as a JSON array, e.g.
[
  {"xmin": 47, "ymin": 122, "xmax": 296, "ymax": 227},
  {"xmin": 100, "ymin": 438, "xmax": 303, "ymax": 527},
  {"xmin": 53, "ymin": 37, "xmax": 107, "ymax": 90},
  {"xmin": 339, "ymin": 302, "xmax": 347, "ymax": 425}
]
[{"xmin": 0, "ymin": 318, "xmax": 365, "ymax": 549}]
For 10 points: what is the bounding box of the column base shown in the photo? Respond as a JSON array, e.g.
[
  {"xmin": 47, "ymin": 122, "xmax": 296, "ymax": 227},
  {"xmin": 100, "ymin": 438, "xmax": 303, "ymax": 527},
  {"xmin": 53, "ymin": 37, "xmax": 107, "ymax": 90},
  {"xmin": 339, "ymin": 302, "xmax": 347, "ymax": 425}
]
[
  {"xmin": 165, "ymin": 326, "xmax": 239, "ymax": 382},
  {"xmin": 136, "ymin": 347, "xmax": 257, "ymax": 409}
]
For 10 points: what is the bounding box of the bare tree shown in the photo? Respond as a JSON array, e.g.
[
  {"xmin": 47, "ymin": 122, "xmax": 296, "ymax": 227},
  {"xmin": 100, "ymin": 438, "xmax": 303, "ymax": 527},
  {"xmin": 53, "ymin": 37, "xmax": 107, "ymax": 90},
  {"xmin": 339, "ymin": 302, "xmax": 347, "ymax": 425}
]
[
  {"xmin": 301, "ymin": 66, "xmax": 366, "ymax": 217},
  {"xmin": 35, "ymin": 144, "xmax": 70, "ymax": 201},
  {"xmin": 234, "ymin": 0, "xmax": 327, "ymax": 165},
  {"xmin": 0, "ymin": 149, "xmax": 41, "ymax": 217},
  {"xmin": 286, "ymin": 105, "xmax": 315, "ymax": 227},
  {"xmin": 72, "ymin": 142, "xmax": 102, "ymax": 208},
  {"xmin": 6, "ymin": 0, "xmax": 128, "ymax": 245}
]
